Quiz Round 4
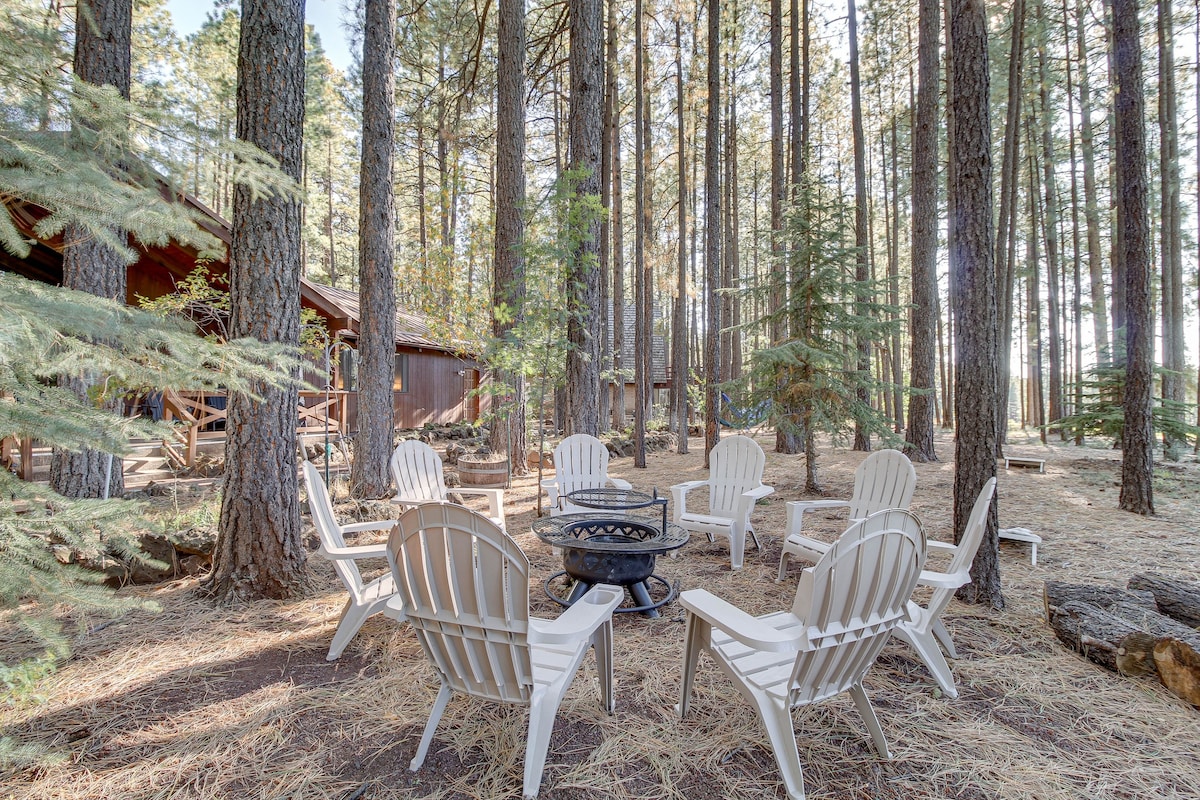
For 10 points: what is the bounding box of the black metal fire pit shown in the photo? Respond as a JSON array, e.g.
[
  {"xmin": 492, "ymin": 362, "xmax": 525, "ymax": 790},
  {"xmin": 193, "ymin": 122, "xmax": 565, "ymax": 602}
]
[{"xmin": 533, "ymin": 514, "xmax": 689, "ymax": 617}]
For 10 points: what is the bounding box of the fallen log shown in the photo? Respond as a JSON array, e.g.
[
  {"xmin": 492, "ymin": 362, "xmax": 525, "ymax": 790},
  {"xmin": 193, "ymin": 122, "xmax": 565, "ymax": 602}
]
[
  {"xmin": 1047, "ymin": 600, "xmax": 1155, "ymax": 675},
  {"xmin": 1128, "ymin": 572, "xmax": 1200, "ymax": 629},
  {"xmin": 1045, "ymin": 583, "xmax": 1200, "ymax": 706},
  {"xmin": 1043, "ymin": 581, "xmax": 1157, "ymax": 616}
]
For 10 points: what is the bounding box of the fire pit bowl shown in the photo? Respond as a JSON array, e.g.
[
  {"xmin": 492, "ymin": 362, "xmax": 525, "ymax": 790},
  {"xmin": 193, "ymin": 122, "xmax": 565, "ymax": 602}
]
[
  {"xmin": 559, "ymin": 519, "xmax": 661, "ymax": 586},
  {"xmin": 533, "ymin": 513, "xmax": 689, "ymax": 617}
]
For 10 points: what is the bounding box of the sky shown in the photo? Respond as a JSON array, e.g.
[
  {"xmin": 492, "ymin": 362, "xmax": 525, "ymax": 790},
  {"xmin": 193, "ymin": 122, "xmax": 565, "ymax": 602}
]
[{"xmin": 164, "ymin": 0, "xmax": 356, "ymax": 72}]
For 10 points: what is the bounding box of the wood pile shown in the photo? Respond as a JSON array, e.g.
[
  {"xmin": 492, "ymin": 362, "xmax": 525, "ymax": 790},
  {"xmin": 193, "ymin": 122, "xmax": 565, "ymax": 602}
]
[{"xmin": 1045, "ymin": 573, "xmax": 1200, "ymax": 706}]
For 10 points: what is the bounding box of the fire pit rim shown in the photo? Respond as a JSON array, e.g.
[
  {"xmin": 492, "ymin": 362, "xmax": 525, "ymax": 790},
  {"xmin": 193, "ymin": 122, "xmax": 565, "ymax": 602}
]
[{"xmin": 533, "ymin": 514, "xmax": 690, "ymax": 555}]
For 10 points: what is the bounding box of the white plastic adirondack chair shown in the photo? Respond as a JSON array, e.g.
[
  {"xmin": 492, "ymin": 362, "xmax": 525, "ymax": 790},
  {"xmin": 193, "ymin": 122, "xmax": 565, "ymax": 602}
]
[
  {"xmin": 670, "ymin": 435, "xmax": 775, "ymax": 569},
  {"xmin": 894, "ymin": 477, "xmax": 997, "ymax": 699},
  {"xmin": 776, "ymin": 448, "xmax": 917, "ymax": 581},
  {"xmin": 540, "ymin": 433, "xmax": 631, "ymax": 516},
  {"xmin": 390, "ymin": 439, "xmax": 506, "ymax": 530},
  {"xmin": 301, "ymin": 461, "xmax": 401, "ymax": 661},
  {"xmin": 677, "ymin": 515, "xmax": 927, "ymax": 800},
  {"xmin": 385, "ymin": 503, "xmax": 622, "ymax": 800}
]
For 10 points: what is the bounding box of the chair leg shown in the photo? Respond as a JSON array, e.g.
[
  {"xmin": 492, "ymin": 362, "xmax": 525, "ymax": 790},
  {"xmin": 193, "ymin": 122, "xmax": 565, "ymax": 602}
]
[
  {"xmin": 410, "ymin": 683, "xmax": 452, "ymax": 771},
  {"xmin": 894, "ymin": 626, "xmax": 959, "ymax": 699},
  {"xmin": 730, "ymin": 528, "xmax": 745, "ymax": 570},
  {"xmin": 848, "ymin": 683, "xmax": 891, "ymax": 760},
  {"xmin": 327, "ymin": 598, "xmax": 368, "ymax": 661},
  {"xmin": 932, "ymin": 618, "xmax": 958, "ymax": 659},
  {"xmin": 592, "ymin": 621, "xmax": 615, "ymax": 714},
  {"xmin": 522, "ymin": 692, "xmax": 561, "ymax": 800},
  {"xmin": 676, "ymin": 613, "xmax": 708, "ymax": 719},
  {"xmin": 751, "ymin": 692, "xmax": 808, "ymax": 800},
  {"xmin": 776, "ymin": 550, "xmax": 791, "ymax": 583},
  {"xmin": 749, "ymin": 527, "xmax": 761, "ymax": 551}
]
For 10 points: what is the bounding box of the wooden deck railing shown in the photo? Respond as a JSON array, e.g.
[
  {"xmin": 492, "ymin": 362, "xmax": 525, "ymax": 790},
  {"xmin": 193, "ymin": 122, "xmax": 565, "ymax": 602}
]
[{"xmin": 159, "ymin": 389, "xmax": 349, "ymax": 469}]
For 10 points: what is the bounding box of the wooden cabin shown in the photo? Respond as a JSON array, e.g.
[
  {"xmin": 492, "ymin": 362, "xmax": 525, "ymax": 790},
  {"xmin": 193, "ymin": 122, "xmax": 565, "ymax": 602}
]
[{"xmin": 2, "ymin": 193, "xmax": 487, "ymax": 471}]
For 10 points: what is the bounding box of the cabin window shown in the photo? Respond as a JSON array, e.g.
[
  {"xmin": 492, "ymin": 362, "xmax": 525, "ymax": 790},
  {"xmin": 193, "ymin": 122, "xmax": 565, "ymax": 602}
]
[{"xmin": 394, "ymin": 354, "xmax": 409, "ymax": 393}]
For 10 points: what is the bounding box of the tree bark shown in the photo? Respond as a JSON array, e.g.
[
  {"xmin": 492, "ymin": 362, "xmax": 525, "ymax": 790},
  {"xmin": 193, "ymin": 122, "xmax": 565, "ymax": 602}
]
[
  {"xmin": 608, "ymin": 2, "xmax": 626, "ymax": 431},
  {"xmin": 703, "ymin": 0, "xmax": 721, "ymax": 466},
  {"xmin": 1113, "ymin": 0, "xmax": 1154, "ymax": 515},
  {"xmin": 566, "ymin": 0, "xmax": 604, "ymax": 436},
  {"xmin": 948, "ymin": 0, "xmax": 1002, "ymax": 608},
  {"xmin": 350, "ymin": 0, "xmax": 397, "ymax": 499},
  {"xmin": 1075, "ymin": 0, "xmax": 1109, "ymax": 363},
  {"xmin": 905, "ymin": 0, "xmax": 941, "ymax": 463},
  {"xmin": 848, "ymin": 0, "xmax": 871, "ymax": 453},
  {"xmin": 489, "ymin": 0, "xmax": 529, "ymax": 475},
  {"xmin": 207, "ymin": 0, "xmax": 307, "ymax": 603},
  {"xmin": 51, "ymin": 0, "xmax": 133, "ymax": 500},
  {"xmin": 1158, "ymin": 0, "xmax": 1185, "ymax": 454},
  {"xmin": 1036, "ymin": 5, "xmax": 1063, "ymax": 435},
  {"xmin": 673, "ymin": 18, "xmax": 689, "ymax": 454},
  {"xmin": 633, "ymin": 0, "xmax": 651, "ymax": 468}
]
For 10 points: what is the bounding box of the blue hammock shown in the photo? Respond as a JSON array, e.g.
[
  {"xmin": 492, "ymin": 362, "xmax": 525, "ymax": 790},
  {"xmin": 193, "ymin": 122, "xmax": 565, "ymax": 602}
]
[{"xmin": 719, "ymin": 392, "xmax": 771, "ymax": 428}]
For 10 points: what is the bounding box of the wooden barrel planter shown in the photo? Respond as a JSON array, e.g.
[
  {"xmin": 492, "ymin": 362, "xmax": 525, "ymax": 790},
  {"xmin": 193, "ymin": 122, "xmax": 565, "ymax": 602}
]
[{"xmin": 457, "ymin": 453, "xmax": 509, "ymax": 488}]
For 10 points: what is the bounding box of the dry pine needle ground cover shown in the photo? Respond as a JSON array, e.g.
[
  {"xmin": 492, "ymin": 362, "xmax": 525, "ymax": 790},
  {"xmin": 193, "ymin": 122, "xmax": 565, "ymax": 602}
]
[{"xmin": 3, "ymin": 430, "xmax": 1199, "ymax": 800}]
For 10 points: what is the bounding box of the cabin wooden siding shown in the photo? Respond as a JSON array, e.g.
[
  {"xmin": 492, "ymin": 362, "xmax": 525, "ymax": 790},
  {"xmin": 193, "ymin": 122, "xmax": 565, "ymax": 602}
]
[{"xmin": 342, "ymin": 349, "xmax": 487, "ymax": 430}]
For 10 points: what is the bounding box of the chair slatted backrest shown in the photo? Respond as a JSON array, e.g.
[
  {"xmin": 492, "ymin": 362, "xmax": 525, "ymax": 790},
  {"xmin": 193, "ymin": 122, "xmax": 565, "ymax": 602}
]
[
  {"xmin": 924, "ymin": 477, "xmax": 996, "ymax": 622},
  {"xmin": 847, "ymin": 449, "xmax": 917, "ymax": 520},
  {"xmin": 302, "ymin": 461, "xmax": 367, "ymax": 601},
  {"xmin": 552, "ymin": 433, "xmax": 613, "ymax": 497},
  {"xmin": 786, "ymin": 516, "xmax": 926, "ymax": 707},
  {"xmin": 707, "ymin": 435, "xmax": 767, "ymax": 517},
  {"xmin": 391, "ymin": 440, "xmax": 449, "ymax": 505},
  {"xmin": 387, "ymin": 503, "xmax": 533, "ymax": 704}
]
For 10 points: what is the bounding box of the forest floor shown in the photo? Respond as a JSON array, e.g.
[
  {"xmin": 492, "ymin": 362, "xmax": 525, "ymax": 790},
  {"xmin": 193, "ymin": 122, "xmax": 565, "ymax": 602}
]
[{"xmin": 3, "ymin": 428, "xmax": 1200, "ymax": 800}]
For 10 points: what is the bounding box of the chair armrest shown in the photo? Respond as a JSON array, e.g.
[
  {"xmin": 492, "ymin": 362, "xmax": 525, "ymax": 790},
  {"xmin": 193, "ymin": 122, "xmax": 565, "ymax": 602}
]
[
  {"xmin": 384, "ymin": 595, "xmax": 407, "ymax": 621},
  {"xmin": 529, "ymin": 584, "xmax": 622, "ymax": 645},
  {"xmin": 670, "ymin": 480, "xmax": 706, "ymax": 518},
  {"xmin": 455, "ymin": 487, "xmax": 506, "ymax": 519},
  {"xmin": 607, "ymin": 477, "xmax": 633, "ymax": 490},
  {"xmin": 742, "ymin": 485, "xmax": 775, "ymax": 502},
  {"xmin": 679, "ymin": 589, "xmax": 801, "ymax": 653},
  {"xmin": 540, "ymin": 478, "xmax": 561, "ymax": 507},
  {"xmin": 927, "ymin": 540, "xmax": 958, "ymax": 553},
  {"xmin": 786, "ymin": 499, "xmax": 850, "ymax": 537},
  {"xmin": 917, "ymin": 568, "xmax": 971, "ymax": 590},
  {"xmin": 320, "ymin": 541, "xmax": 389, "ymax": 560},
  {"xmin": 341, "ymin": 520, "xmax": 399, "ymax": 534}
]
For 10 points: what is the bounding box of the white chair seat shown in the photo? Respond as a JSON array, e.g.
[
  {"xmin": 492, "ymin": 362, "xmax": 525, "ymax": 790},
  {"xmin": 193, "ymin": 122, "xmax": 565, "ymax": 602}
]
[
  {"xmin": 678, "ymin": 513, "xmax": 927, "ymax": 800},
  {"xmin": 777, "ymin": 450, "xmax": 916, "ymax": 582},
  {"xmin": 670, "ymin": 435, "xmax": 774, "ymax": 569},
  {"xmin": 387, "ymin": 504, "xmax": 621, "ymax": 799},
  {"xmin": 302, "ymin": 461, "xmax": 400, "ymax": 661},
  {"xmin": 391, "ymin": 440, "xmax": 507, "ymax": 531},
  {"xmin": 540, "ymin": 434, "xmax": 631, "ymax": 516}
]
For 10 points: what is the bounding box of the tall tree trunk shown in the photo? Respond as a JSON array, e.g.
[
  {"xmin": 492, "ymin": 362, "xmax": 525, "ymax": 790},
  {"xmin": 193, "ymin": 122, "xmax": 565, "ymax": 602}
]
[
  {"xmin": 633, "ymin": 0, "xmax": 652, "ymax": 467},
  {"xmin": 51, "ymin": 0, "xmax": 133, "ymax": 500},
  {"xmin": 848, "ymin": 0, "xmax": 871, "ymax": 452},
  {"xmin": 565, "ymin": 0, "xmax": 604, "ymax": 436},
  {"xmin": 1026, "ymin": 137, "xmax": 1046, "ymax": 440},
  {"xmin": 703, "ymin": 0, "xmax": 721, "ymax": 465},
  {"xmin": 1158, "ymin": 0, "xmax": 1184, "ymax": 454},
  {"xmin": 673, "ymin": 18, "xmax": 690, "ymax": 454},
  {"xmin": 1063, "ymin": 0, "xmax": 1084, "ymax": 444},
  {"xmin": 350, "ymin": 0, "xmax": 397, "ymax": 500},
  {"xmin": 888, "ymin": 115, "xmax": 903, "ymax": 433},
  {"xmin": 1106, "ymin": 5, "xmax": 1126, "ymax": 355},
  {"xmin": 208, "ymin": 0, "xmax": 307, "ymax": 603},
  {"xmin": 993, "ymin": 0, "xmax": 1024, "ymax": 451},
  {"xmin": 768, "ymin": 0, "xmax": 788, "ymax": 453},
  {"xmin": 1114, "ymin": 0, "xmax": 1154, "ymax": 514},
  {"xmin": 905, "ymin": 0, "xmax": 941, "ymax": 462},
  {"xmin": 1076, "ymin": 0, "xmax": 1109, "ymax": 362},
  {"xmin": 1036, "ymin": 6, "xmax": 1064, "ymax": 435},
  {"xmin": 489, "ymin": 0, "xmax": 529, "ymax": 474},
  {"xmin": 599, "ymin": 0, "xmax": 613, "ymax": 433},
  {"xmin": 609, "ymin": 0, "xmax": 626, "ymax": 431},
  {"xmin": 948, "ymin": 0, "xmax": 1002, "ymax": 608}
]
